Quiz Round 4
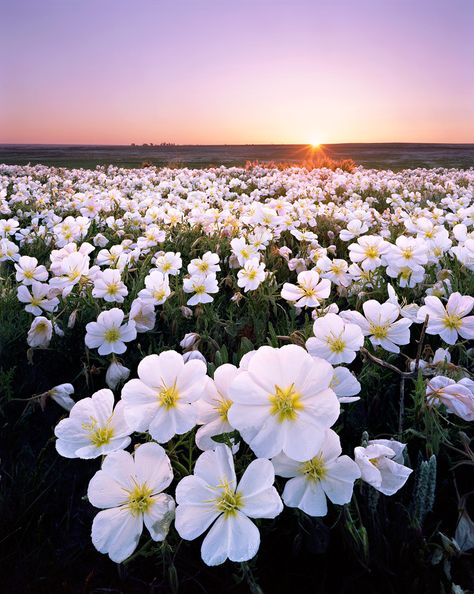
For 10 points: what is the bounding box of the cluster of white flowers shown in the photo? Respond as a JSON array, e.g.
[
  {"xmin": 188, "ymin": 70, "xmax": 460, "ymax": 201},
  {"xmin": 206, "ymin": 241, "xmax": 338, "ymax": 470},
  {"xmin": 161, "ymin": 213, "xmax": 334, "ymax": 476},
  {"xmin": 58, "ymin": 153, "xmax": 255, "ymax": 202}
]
[
  {"xmin": 1, "ymin": 162, "xmax": 473, "ymax": 568},
  {"xmin": 54, "ymin": 345, "xmax": 413, "ymax": 565}
]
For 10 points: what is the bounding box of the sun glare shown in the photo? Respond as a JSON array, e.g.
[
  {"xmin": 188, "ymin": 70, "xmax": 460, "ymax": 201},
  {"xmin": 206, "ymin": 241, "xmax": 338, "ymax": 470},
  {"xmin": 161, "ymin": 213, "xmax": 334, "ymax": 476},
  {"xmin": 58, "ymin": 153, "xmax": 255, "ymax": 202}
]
[{"xmin": 309, "ymin": 141, "xmax": 321, "ymax": 149}]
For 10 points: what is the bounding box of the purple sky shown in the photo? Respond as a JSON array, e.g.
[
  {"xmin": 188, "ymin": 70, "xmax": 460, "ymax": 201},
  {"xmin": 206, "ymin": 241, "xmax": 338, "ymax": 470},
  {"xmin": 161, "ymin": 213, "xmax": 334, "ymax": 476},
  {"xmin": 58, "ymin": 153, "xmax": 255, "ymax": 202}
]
[{"xmin": 1, "ymin": 0, "xmax": 473, "ymax": 144}]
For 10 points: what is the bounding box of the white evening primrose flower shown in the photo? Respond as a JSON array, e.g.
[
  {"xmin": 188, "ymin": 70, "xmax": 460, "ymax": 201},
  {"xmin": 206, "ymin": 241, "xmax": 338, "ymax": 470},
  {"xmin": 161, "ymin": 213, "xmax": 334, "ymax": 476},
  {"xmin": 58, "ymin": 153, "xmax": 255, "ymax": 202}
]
[
  {"xmin": 183, "ymin": 273, "xmax": 219, "ymax": 306},
  {"xmin": 417, "ymin": 292, "xmax": 474, "ymax": 345},
  {"xmin": 306, "ymin": 313, "xmax": 364, "ymax": 364},
  {"xmin": 138, "ymin": 270, "xmax": 171, "ymax": 305},
  {"xmin": 175, "ymin": 445, "xmax": 282, "ymax": 566},
  {"xmin": 17, "ymin": 281, "xmax": 59, "ymax": 316},
  {"xmin": 354, "ymin": 440, "xmax": 412, "ymax": 496},
  {"xmin": 27, "ymin": 316, "xmax": 53, "ymax": 348},
  {"xmin": 230, "ymin": 237, "xmax": 259, "ymax": 266},
  {"xmin": 426, "ymin": 376, "xmax": 474, "ymax": 421},
  {"xmin": 272, "ymin": 429, "xmax": 361, "ymax": 516},
  {"xmin": 121, "ymin": 350, "xmax": 208, "ymax": 443},
  {"xmin": 154, "ymin": 251, "xmax": 182, "ymax": 275},
  {"xmin": 15, "ymin": 255, "xmax": 48, "ymax": 285},
  {"xmin": 195, "ymin": 364, "xmax": 239, "ymax": 451},
  {"xmin": 188, "ymin": 251, "xmax": 220, "ymax": 275},
  {"xmin": 341, "ymin": 300, "xmax": 412, "ymax": 354},
  {"xmin": 339, "ymin": 219, "xmax": 369, "ymax": 242},
  {"xmin": 228, "ymin": 345, "xmax": 340, "ymax": 461},
  {"xmin": 92, "ymin": 269, "xmax": 128, "ymax": 303},
  {"xmin": 237, "ymin": 258, "xmax": 266, "ymax": 292},
  {"xmin": 54, "ymin": 388, "xmax": 131, "ymax": 458},
  {"xmin": 348, "ymin": 235, "xmax": 390, "ymax": 271},
  {"xmin": 281, "ymin": 270, "xmax": 331, "ymax": 308},
  {"xmin": 129, "ymin": 298, "xmax": 156, "ymax": 333},
  {"xmin": 88, "ymin": 443, "xmax": 175, "ymax": 563},
  {"xmin": 85, "ymin": 308, "xmax": 137, "ymax": 355}
]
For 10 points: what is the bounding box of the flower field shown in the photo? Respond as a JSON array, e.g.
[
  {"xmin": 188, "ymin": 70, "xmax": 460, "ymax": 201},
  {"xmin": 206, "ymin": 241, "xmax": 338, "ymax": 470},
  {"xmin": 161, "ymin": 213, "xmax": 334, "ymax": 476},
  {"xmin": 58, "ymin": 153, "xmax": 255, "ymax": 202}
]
[{"xmin": 1, "ymin": 163, "xmax": 473, "ymax": 593}]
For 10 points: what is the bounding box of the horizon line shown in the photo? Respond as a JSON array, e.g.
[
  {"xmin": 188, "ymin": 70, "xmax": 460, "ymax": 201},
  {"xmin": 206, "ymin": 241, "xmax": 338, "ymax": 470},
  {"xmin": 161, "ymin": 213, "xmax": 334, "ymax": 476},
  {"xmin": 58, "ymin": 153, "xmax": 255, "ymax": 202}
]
[{"xmin": 2, "ymin": 141, "xmax": 474, "ymax": 147}]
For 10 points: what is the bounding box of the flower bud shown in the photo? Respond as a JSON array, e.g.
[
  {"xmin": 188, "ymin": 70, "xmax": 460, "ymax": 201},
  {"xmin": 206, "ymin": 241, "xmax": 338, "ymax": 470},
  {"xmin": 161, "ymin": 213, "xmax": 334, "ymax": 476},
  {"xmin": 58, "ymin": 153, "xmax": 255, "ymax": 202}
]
[
  {"xmin": 180, "ymin": 306, "xmax": 193, "ymax": 319},
  {"xmin": 105, "ymin": 361, "xmax": 131, "ymax": 390},
  {"xmin": 183, "ymin": 350, "xmax": 207, "ymax": 364},
  {"xmin": 49, "ymin": 383, "xmax": 75, "ymax": 411},
  {"xmin": 180, "ymin": 332, "xmax": 200, "ymax": 350}
]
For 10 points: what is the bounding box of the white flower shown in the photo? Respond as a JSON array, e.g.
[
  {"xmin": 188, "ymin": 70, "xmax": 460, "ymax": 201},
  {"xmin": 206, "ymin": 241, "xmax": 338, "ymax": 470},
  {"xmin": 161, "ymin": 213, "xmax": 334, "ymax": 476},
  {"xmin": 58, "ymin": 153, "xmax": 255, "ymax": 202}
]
[
  {"xmin": 230, "ymin": 238, "xmax": 259, "ymax": 266},
  {"xmin": 27, "ymin": 316, "xmax": 53, "ymax": 347},
  {"xmin": 281, "ymin": 270, "xmax": 331, "ymax": 308},
  {"xmin": 272, "ymin": 429, "xmax": 361, "ymax": 516},
  {"xmin": 195, "ymin": 364, "xmax": 239, "ymax": 451},
  {"xmin": 92, "ymin": 269, "xmax": 128, "ymax": 303},
  {"xmin": 417, "ymin": 292, "xmax": 474, "ymax": 345},
  {"xmin": 106, "ymin": 361, "xmax": 131, "ymax": 390},
  {"xmin": 183, "ymin": 273, "xmax": 219, "ymax": 306},
  {"xmin": 121, "ymin": 350, "xmax": 208, "ymax": 443},
  {"xmin": 306, "ymin": 313, "xmax": 364, "ymax": 364},
  {"xmin": 129, "ymin": 298, "xmax": 156, "ymax": 332},
  {"xmin": 228, "ymin": 345, "xmax": 340, "ymax": 461},
  {"xmin": 138, "ymin": 270, "xmax": 171, "ymax": 305},
  {"xmin": 154, "ymin": 251, "xmax": 182, "ymax": 275},
  {"xmin": 339, "ymin": 219, "xmax": 369, "ymax": 242},
  {"xmin": 88, "ymin": 443, "xmax": 175, "ymax": 563},
  {"xmin": 426, "ymin": 376, "xmax": 474, "ymax": 421},
  {"xmin": 341, "ymin": 300, "xmax": 412, "ymax": 354},
  {"xmin": 175, "ymin": 445, "xmax": 282, "ymax": 566},
  {"xmin": 55, "ymin": 388, "xmax": 131, "ymax": 458},
  {"xmin": 17, "ymin": 281, "xmax": 59, "ymax": 316},
  {"xmin": 85, "ymin": 308, "xmax": 137, "ymax": 355},
  {"xmin": 15, "ymin": 255, "xmax": 48, "ymax": 285},
  {"xmin": 354, "ymin": 440, "xmax": 412, "ymax": 496},
  {"xmin": 237, "ymin": 258, "xmax": 266, "ymax": 292},
  {"xmin": 188, "ymin": 251, "xmax": 220, "ymax": 275},
  {"xmin": 348, "ymin": 235, "xmax": 390, "ymax": 271}
]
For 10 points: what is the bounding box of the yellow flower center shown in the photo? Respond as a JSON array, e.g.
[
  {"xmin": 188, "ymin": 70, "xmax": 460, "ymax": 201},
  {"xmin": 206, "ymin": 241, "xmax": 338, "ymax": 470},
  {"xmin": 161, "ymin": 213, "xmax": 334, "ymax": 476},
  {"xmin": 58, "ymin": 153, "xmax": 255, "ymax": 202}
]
[
  {"xmin": 300, "ymin": 454, "xmax": 327, "ymax": 481},
  {"xmin": 126, "ymin": 483, "xmax": 154, "ymax": 516},
  {"xmin": 82, "ymin": 417, "xmax": 114, "ymax": 447},
  {"xmin": 106, "ymin": 282, "xmax": 120, "ymax": 295},
  {"xmin": 194, "ymin": 284, "xmax": 206, "ymax": 295},
  {"xmin": 370, "ymin": 324, "xmax": 389, "ymax": 339},
  {"xmin": 158, "ymin": 383, "xmax": 179, "ymax": 409},
  {"xmin": 216, "ymin": 398, "xmax": 232, "ymax": 422},
  {"xmin": 215, "ymin": 480, "xmax": 243, "ymax": 518},
  {"xmin": 247, "ymin": 270, "xmax": 257, "ymax": 280},
  {"xmin": 364, "ymin": 246, "xmax": 379, "ymax": 259},
  {"xmin": 302, "ymin": 287, "xmax": 316, "ymax": 298},
  {"xmin": 269, "ymin": 383, "xmax": 303, "ymax": 422},
  {"xmin": 104, "ymin": 327, "xmax": 121, "ymax": 343},
  {"xmin": 153, "ymin": 289, "xmax": 166, "ymax": 301},
  {"xmin": 401, "ymin": 247, "xmax": 413, "ymax": 259},
  {"xmin": 30, "ymin": 297, "xmax": 42, "ymax": 307},
  {"xmin": 240, "ymin": 249, "xmax": 250, "ymax": 259},
  {"xmin": 327, "ymin": 335, "xmax": 346, "ymax": 354},
  {"xmin": 23, "ymin": 270, "xmax": 34, "ymax": 279},
  {"xmin": 443, "ymin": 313, "xmax": 462, "ymax": 331},
  {"xmin": 198, "ymin": 262, "xmax": 209, "ymax": 272}
]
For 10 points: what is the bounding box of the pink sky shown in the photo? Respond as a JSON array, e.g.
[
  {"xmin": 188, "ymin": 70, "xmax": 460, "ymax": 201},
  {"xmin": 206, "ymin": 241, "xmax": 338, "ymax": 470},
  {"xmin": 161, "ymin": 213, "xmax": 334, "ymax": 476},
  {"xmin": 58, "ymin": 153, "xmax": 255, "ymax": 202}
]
[{"xmin": 1, "ymin": 0, "xmax": 473, "ymax": 144}]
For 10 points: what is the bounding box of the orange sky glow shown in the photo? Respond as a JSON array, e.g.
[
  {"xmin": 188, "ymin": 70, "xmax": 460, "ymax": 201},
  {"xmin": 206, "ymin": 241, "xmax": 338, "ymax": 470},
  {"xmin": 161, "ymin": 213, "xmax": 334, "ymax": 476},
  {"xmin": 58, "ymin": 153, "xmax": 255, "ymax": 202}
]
[{"xmin": 1, "ymin": 0, "xmax": 473, "ymax": 145}]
